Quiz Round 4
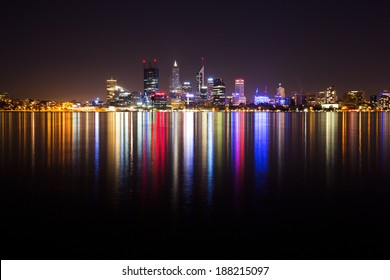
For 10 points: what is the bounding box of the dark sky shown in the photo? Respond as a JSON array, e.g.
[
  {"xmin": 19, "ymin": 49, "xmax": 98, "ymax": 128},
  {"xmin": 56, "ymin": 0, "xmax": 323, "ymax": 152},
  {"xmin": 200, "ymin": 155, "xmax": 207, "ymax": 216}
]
[{"xmin": 1, "ymin": 0, "xmax": 389, "ymax": 101}]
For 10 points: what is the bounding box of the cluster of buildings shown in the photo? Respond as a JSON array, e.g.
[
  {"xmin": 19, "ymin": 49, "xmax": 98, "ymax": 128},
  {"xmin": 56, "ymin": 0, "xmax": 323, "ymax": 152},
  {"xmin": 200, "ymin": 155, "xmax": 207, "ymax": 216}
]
[
  {"xmin": 1, "ymin": 60, "xmax": 390, "ymax": 111},
  {"xmin": 106, "ymin": 59, "xmax": 247, "ymax": 110},
  {"xmin": 104, "ymin": 60, "xmax": 390, "ymax": 111}
]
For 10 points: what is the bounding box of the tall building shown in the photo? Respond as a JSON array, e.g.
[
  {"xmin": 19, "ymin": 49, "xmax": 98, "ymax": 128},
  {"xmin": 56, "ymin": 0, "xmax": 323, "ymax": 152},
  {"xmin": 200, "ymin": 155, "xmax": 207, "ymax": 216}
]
[
  {"xmin": 276, "ymin": 83, "xmax": 285, "ymax": 97},
  {"xmin": 170, "ymin": 60, "xmax": 181, "ymax": 98},
  {"xmin": 207, "ymin": 78, "xmax": 214, "ymax": 99},
  {"xmin": 326, "ymin": 86, "xmax": 337, "ymax": 103},
  {"xmin": 143, "ymin": 59, "xmax": 159, "ymax": 95},
  {"xmin": 106, "ymin": 78, "xmax": 117, "ymax": 104},
  {"xmin": 196, "ymin": 65, "xmax": 205, "ymax": 97},
  {"xmin": 378, "ymin": 90, "xmax": 390, "ymax": 110},
  {"xmin": 181, "ymin": 82, "xmax": 192, "ymax": 96},
  {"xmin": 212, "ymin": 78, "xmax": 226, "ymax": 107},
  {"xmin": 234, "ymin": 78, "xmax": 246, "ymax": 105},
  {"xmin": 181, "ymin": 82, "xmax": 195, "ymax": 106}
]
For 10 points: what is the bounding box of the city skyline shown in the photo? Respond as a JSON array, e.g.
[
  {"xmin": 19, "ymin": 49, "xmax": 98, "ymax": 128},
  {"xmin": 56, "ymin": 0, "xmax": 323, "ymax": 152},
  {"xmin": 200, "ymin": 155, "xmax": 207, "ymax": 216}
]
[{"xmin": 1, "ymin": 0, "xmax": 389, "ymax": 101}]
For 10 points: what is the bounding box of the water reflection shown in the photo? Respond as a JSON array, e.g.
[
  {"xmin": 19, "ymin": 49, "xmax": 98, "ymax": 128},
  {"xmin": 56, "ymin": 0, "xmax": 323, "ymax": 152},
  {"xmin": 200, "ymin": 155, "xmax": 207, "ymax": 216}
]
[{"xmin": 1, "ymin": 111, "xmax": 390, "ymax": 220}]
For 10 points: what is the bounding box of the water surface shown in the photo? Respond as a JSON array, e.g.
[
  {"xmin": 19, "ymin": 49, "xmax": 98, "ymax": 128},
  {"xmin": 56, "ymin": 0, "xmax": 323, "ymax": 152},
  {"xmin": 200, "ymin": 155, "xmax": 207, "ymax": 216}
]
[{"xmin": 1, "ymin": 111, "xmax": 389, "ymax": 259}]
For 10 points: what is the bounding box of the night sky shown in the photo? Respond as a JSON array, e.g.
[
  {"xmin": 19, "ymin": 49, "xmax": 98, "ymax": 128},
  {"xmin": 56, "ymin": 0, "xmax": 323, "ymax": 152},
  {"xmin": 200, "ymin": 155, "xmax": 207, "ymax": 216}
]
[{"xmin": 1, "ymin": 0, "xmax": 389, "ymax": 102}]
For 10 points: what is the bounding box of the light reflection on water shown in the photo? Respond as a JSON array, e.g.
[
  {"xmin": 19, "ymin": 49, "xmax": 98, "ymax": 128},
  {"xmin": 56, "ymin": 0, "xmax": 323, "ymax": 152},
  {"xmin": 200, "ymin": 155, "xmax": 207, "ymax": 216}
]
[
  {"xmin": 1, "ymin": 111, "xmax": 390, "ymax": 258},
  {"xmin": 1, "ymin": 111, "xmax": 389, "ymax": 195}
]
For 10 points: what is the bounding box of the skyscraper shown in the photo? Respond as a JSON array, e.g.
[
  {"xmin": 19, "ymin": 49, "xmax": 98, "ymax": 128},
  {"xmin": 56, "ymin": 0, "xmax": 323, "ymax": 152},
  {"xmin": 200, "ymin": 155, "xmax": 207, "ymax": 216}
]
[
  {"xmin": 212, "ymin": 78, "xmax": 226, "ymax": 107},
  {"xmin": 207, "ymin": 78, "xmax": 214, "ymax": 99},
  {"xmin": 196, "ymin": 65, "xmax": 205, "ymax": 98},
  {"xmin": 143, "ymin": 59, "xmax": 159, "ymax": 95},
  {"xmin": 378, "ymin": 90, "xmax": 390, "ymax": 110},
  {"xmin": 326, "ymin": 86, "xmax": 337, "ymax": 103},
  {"xmin": 170, "ymin": 60, "xmax": 181, "ymax": 98},
  {"xmin": 276, "ymin": 83, "xmax": 285, "ymax": 97},
  {"xmin": 234, "ymin": 78, "xmax": 246, "ymax": 105},
  {"xmin": 106, "ymin": 78, "xmax": 117, "ymax": 104}
]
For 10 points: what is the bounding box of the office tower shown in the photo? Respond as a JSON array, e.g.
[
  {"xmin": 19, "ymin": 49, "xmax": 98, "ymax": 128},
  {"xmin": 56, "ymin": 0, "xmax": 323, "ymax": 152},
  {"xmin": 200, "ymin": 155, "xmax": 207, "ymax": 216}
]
[
  {"xmin": 106, "ymin": 78, "xmax": 117, "ymax": 104},
  {"xmin": 207, "ymin": 78, "xmax": 214, "ymax": 99},
  {"xmin": 181, "ymin": 82, "xmax": 192, "ymax": 96},
  {"xmin": 378, "ymin": 90, "xmax": 390, "ymax": 110},
  {"xmin": 196, "ymin": 65, "xmax": 205, "ymax": 97},
  {"xmin": 235, "ymin": 78, "xmax": 246, "ymax": 105},
  {"xmin": 170, "ymin": 60, "xmax": 181, "ymax": 98},
  {"xmin": 212, "ymin": 78, "xmax": 226, "ymax": 107},
  {"xmin": 143, "ymin": 59, "xmax": 159, "ymax": 95},
  {"xmin": 326, "ymin": 86, "xmax": 337, "ymax": 103},
  {"xmin": 200, "ymin": 85, "xmax": 208, "ymax": 100},
  {"xmin": 276, "ymin": 83, "xmax": 285, "ymax": 97}
]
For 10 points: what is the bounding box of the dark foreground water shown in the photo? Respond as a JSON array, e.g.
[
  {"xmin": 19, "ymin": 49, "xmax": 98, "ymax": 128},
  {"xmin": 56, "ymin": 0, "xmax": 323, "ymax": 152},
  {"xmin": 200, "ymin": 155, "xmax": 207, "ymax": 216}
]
[{"xmin": 1, "ymin": 111, "xmax": 389, "ymax": 259}]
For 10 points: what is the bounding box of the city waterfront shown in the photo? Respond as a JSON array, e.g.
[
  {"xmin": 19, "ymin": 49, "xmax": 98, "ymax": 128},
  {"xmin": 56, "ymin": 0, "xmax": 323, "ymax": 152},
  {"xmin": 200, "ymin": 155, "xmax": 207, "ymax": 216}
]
[{"xmin": 1, "ymin": 111, "xmax": 389, "ymax": 259}]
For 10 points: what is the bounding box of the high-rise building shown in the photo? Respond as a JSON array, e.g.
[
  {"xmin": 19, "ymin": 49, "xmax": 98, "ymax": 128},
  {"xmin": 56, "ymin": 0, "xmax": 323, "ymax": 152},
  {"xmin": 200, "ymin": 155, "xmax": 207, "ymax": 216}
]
[
  {"xmin": 378, "ymin": 90, "xmax": 390, "ymax": 110},
  {"xmin": 181, "ymin": 82, "xmax": 192, "ymax": 96},
  {"xmin": 212, "ymin": 78, "xmax": 226, "ymax": 107},
  {"xmin": 170, "ymin": 60, "xmax": 181, "ymax": 98},
  {"xmin": 143, "ymin": 59, "xmax": 159, "ymax": 95},
  {"xmin": 106, "ymin": 78, "xmax": 117, "ymax": 104},
  {"xmin": 196, "ymin": 65, "xmax": 205, "ymax": 97},
  {"xmin": 276, "ymin": 83, "xmax": 285, "ymax": 97},
  {"xmin": 326, "ymin": 86, "xmax": 337, "ymax": 103},
  {"xmin": 234, "ymin": 78, "xmax": 246, "ymax": 105},
  {"xmin": 207, "ymin": 78, "xmax": 214, "ymax": 99}
]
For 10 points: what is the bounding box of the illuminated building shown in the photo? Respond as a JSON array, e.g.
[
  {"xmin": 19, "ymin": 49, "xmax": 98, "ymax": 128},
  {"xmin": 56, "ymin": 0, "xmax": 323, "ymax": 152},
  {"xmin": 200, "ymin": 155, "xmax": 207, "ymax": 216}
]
[
  {"xmin": 114, "ymin": 86, "xmax": 131, "ymax": 106},
  {"xmin": 143, "ymin": 59, "xmax": 159, "ymax": 95},
  {"xmin": 207, "ymin": 78, "xmax": 214, "ymax": 99},
  {"xmin": 181, "ymin": 82, "xmax": 195, "ymax": 106},
  {"xmin": 106, "ymin": 78, "xmax": 117, "ymax": 104},
  {"xmin": 378, "ymin": 90, "xmax": 390, "ymax": 110},
  {"xmin": 182, "ymin": 82, "xmax": 192, "ymax": 97},
  {"xmin": 0, "ymin": 92, "xmax": 9, "ymax": 100},
  {"xmin": 254, "ymin": 88, "xmax": 270, "ymax": 105},
  {"xmin": 170, "ymin": 60, "xmax": 181, "ymax": 98},
  {"xmin": 212, "ymin": 78, "xmax": 226, "ymax": 107},
  {"xmin": 306, "ymin": 93, "xmax": 317, "ymax": 106},
  {"xmin": 370, "ymin": 95, "xmax": 377, "ymax": 106},
  {"xmin": 292, "ymin": 92, "xmax": 307, "ymax": 106},
  {"xmin": 196, "ymin": 65, "xmax": 205, "ymax": 98},
  {"xmin": 342, "ymin": 90, "xmax": 364, "ymax": 109},
  {"xmin": 274, "ymin": 83, "xmax": 289, "ymax": 106},
  {"xmin": 276, "ymin": 83, "xmax": 285, "ymax": 98},
  {"xmin": 326, "ymin": 86, "xmax": 337, "ymax": 103},
  {"xmin": 151, "ymin": 92, "xmax": 168, "ymax": 109},
  {"xmin": 316, "ymin": 91, "xmax": 327, "ymax": 104},
  {"xmin": 200, "ymin": 86, "xmax": 208, "ymax": 100},
  {"xmin": 234, "ymin": 78, "xmax": 246, "ymax": 105},
  {"xmin": 130, "ymin": 92, "xmax": 143, "ymax": 107}
]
